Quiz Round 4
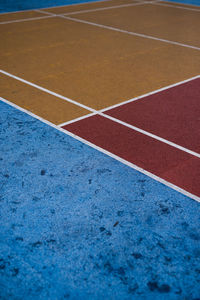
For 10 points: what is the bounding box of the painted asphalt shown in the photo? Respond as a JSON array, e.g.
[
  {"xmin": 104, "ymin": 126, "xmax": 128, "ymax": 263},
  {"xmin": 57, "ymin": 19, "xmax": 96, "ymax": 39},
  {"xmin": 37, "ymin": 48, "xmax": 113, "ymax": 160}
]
[
  {"xmin": 1, "ymin": 100, "xmax": 200, "ymax": 299},
  {"xmin": 1, "ymin": 0, "xmax": 200, "ymax": 298}
]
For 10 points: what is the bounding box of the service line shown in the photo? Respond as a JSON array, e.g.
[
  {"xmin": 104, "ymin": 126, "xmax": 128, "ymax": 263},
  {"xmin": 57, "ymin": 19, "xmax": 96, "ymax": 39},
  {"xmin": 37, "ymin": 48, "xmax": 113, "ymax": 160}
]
[{"xmin": 0, "ymin": 15, "xmax": 54, "ymax": 25}]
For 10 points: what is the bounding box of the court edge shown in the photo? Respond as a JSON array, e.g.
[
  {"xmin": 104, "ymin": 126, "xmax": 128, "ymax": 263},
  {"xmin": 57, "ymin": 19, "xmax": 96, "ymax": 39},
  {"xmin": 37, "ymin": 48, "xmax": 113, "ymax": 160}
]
[{"xmin": 1, "ymin": 69, "xmax": 199, "ymax": 159}]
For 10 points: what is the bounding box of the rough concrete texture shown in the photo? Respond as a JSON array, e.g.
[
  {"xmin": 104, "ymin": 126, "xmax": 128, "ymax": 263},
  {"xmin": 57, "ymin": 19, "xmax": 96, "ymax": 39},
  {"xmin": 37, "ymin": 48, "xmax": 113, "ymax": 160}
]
[{"xmin": 0, "ymin": 101, "xmax": 200, "ymax": 299}]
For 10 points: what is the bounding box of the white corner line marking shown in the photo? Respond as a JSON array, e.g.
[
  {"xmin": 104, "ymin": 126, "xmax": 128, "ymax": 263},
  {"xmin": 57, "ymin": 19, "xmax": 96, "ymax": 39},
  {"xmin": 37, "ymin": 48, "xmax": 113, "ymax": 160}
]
[
  {"xmin": 100, "ymin": 75, "xmax": 200, "ymax": 112},
  {"xmin": 63, "ymin": 16, "xmax": 200, "ymax": 51},
  {"xmin": 1, "ymin": 69, "xmax": 200, "ymax": 159},
  {"xmin": 0, "ymin": 96, "xmax": 199, "ymax": 203}
]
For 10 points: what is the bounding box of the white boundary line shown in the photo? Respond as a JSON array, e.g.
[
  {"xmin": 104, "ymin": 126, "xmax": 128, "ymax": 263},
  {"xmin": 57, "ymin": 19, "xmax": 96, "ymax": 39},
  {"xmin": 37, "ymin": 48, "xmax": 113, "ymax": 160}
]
[
  {"xmin": 59, "ymin": 109, "xmax": 200, "ymax": 159},
  {"xmin": 0, "ymin": 96, "xmax": 199, "ymax": 202},
  {"xmin": 1, "ymin": 69, "xmax": 200, "ymax": 159},
  {"xmin": 0, "ymin": 15, "xmax": 54, "ymax": 24},
  {"xmin": 100, "ymin": 75, "xmax": 200, "ymax": 112},
  {"xmin": 153, "ymin": 1, "xmax": 200, "ymax": 11},
  {"xmin": 61, "ymin": 1, "xmax": 154, "ymax": 15},
  {"xmin": 63, "ymin": 15, "xmax": 200, "ymax": 51}
]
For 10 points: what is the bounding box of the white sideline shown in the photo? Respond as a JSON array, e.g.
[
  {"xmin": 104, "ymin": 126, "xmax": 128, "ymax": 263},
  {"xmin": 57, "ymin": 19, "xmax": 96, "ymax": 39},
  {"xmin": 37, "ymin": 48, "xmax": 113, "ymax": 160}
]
[
  {"xmin": 0, "ymin": 15, "xmax": 54, "ymax": 24},
  {"xmin": 0, "ymin": 96, "xmax": 199, "ymax": 202}
]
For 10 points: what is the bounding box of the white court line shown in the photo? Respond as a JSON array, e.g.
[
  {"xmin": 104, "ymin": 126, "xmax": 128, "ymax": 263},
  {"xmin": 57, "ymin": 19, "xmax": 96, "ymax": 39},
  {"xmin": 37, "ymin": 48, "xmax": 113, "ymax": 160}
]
[
  {"xmin": 35, "ymin": 9, "xmax": 200, "ymax": 51},
  {"xmin": 1, "ymin": 2, "xmax": 199, "ymax": 53},
  {"xmin": 58, "ymin": 112, "xmax": 96, "ymax": 127},
  {"xmin": 100, "ymin": 75, "xmax": 200, "ymax": 112},
  {"xmin": 153, "ymin": 1, "xmax": 200, "ymax": 11},
  {"xmin": 0, "ymin": 70, "xmax": 95, "ymax": 113},
  {"xmin": 58, "ymin": 108, "xmax": 200, "ymax": 160},
  {"xmin": 0, "ymin": 1, "xmax": 151, "ymax": 24},
  {"xmin": 1, "ymin": 69, "xmax": 200, "ymax": 159},
  {"xmin": 63, "ymin": 15, "xmax": 200, "ymax": 51},
  {"xmin": 0, "ymin": 15, "xmax": 54, "ymax": 24},
  {"xmin": 0, "ymin": 96, "xmax": 199, "ymax": 202}
]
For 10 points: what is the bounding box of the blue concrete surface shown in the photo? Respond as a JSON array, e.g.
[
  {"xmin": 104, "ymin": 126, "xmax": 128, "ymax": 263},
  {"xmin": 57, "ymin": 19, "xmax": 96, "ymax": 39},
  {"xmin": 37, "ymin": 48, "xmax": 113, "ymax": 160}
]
[
  {"xmin": 0, "ymin": 101, "xmax": 200, "ymax": 299},
  {"xmin": 0, "ymin": 0, "xmax": 103, "ymax": 13}
]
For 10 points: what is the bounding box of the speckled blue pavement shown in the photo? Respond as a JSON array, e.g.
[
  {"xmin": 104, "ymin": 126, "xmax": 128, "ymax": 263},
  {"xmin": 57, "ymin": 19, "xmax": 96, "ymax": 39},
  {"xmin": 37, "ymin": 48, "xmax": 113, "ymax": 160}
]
[{"xmin": 0, "ymin": 101, "xmax": 200, "ymax": 299}]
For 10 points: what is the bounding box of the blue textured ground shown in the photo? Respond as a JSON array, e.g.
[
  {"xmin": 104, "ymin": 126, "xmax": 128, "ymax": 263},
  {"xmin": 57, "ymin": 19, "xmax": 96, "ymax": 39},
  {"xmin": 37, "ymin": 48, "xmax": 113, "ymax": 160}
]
[{"xmin": 0, "ymin": 101, "xmax": 200, "ymax": 299}]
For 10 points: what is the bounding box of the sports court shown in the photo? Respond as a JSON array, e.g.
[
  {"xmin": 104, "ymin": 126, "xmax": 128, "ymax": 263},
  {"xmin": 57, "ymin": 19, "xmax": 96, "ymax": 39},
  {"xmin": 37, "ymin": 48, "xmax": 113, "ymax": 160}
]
[{"xmin": 0, "ymin": 0, "xmax": 200, "ymax": 298}]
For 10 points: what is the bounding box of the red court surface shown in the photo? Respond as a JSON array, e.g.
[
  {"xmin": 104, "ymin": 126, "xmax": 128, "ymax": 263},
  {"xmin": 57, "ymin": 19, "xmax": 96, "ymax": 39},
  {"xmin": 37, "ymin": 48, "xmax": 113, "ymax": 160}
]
[
  {"xmin": 63, "ymin": 77, "xmax": 200, "ymax": 198},
  {"xmin": 104, "ymin": 77, "xmax": 200, "ymax": 153}
]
